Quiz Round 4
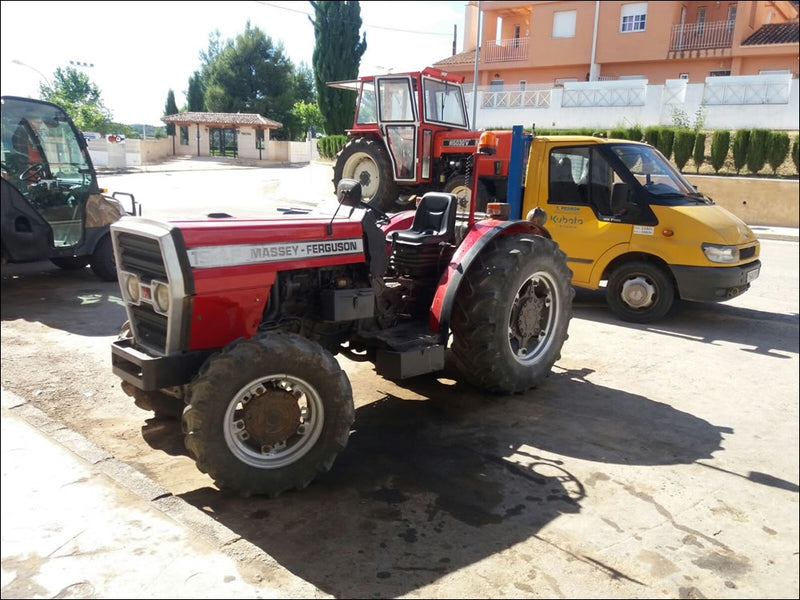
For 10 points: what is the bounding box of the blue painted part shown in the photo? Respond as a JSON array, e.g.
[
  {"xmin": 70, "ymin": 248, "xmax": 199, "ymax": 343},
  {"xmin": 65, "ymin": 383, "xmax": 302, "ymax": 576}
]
[{"xmin": 505, "ymin": 125, "xmax": 531, "ymax": 219}]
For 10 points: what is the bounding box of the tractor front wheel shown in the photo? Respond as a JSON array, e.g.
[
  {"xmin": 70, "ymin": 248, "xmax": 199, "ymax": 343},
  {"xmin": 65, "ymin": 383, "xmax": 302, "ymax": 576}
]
[{"xmin": 183, "ymin": 332, "xmax": 354, "ymax": 497}]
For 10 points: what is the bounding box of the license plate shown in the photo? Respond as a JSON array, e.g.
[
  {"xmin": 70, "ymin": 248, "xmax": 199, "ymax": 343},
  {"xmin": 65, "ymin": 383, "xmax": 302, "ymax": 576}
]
[{"xmin": 746, "ymin": 267, "xmax": 760, "ymax": 283}]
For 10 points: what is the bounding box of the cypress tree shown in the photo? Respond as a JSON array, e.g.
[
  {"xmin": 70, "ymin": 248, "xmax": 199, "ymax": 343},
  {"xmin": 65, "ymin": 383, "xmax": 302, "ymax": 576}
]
[
  {"xmin": 693, "ymin": 132, "xmax": 706, "ymax": 173},
  {"xmin": 710, "ymin": 130, "xmax": 730, "ymax": 173},
  {"xmin": 732, "ymin": 130, "xmax": 750, "ymax": 174},
  {"xmin": 766, "ymin": 131, "xmax": 790, "ymax": 175},
  {"xmin": 310, "ymin": 1, "xmax": 367, "ymax": 135},
  {"xmin": 746, "ymin": 129, "xmax": 770, "ymax": 174}
]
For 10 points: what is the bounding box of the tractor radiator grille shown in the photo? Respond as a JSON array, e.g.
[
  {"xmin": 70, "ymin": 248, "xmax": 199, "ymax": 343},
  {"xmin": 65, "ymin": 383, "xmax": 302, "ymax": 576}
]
[
  {"xmin": 116, "ymin": 232, "xmax": 167, "ymax": 281},
  {"xmin": 114, "ymin": 230, "xmax": 171, "ymax": 355}
]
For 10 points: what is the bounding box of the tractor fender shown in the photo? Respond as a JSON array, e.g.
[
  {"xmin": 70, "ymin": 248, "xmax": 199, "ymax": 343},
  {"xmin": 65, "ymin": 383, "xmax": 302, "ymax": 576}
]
[{"xmin": 429, "ymin": 219, "xmax": 547, "ymax": 336}]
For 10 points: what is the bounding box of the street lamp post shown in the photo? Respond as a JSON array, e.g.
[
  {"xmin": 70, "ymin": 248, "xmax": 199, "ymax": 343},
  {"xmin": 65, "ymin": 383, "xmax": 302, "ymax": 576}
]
[{"xmin": 12, "ymin": 59, "xmax": 53, "ymax": 93}]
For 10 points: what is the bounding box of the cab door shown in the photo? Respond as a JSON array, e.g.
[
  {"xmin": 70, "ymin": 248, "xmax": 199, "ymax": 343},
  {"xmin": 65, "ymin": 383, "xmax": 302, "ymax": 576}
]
[
  {"xmin": 543, "ymin": 145, "xmax": 633, "ymax": 287},
  {"xmin": 375, "ymin": 76, "xmax": 417, "ymax": 182}
]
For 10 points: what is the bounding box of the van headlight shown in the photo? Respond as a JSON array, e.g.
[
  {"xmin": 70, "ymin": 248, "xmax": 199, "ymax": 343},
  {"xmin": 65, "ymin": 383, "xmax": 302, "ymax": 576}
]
[{"xmin": 702, "ymin": 243, "xmax": 738, "ymax": 264}]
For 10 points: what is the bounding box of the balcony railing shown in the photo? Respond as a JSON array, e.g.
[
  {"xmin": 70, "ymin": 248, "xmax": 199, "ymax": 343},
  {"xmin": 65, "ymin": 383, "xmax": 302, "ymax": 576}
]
[
  {"xmin": 483, "ymin": 37, "xmax": 530, "ymax": 63},
  {"xmin": 670, "ymin": 20, "xmax": 735, "ymax": 51}
]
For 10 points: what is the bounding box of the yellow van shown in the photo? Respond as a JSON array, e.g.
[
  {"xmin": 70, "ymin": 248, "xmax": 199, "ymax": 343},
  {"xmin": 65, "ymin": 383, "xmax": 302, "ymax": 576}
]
[{"xmin": 521, "ymin": 135, "xmax": 761, "ymax": 323}]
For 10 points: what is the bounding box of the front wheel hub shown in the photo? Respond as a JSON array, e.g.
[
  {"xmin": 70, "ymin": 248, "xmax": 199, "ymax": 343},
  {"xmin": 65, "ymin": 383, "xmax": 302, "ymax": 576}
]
[
  {"xmin": 620, "ymin": 276, "xmax": 656, "ymax": 309},
  {"xmin": 242, "ymin": 388, "xmax": 301, "ymax": 446}
]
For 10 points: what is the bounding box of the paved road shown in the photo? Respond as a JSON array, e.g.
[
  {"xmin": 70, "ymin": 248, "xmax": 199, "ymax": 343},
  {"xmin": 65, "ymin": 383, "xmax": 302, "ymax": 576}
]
[{"xmin": 2, "ymin": 161, "xmax": 798, "ymax": 599}]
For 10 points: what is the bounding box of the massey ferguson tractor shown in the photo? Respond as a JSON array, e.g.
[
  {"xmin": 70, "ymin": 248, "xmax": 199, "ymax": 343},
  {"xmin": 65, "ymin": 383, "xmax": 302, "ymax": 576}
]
[
  {"xmin": 109, "ymin": 130, "xmax": 573, "ymax": 498},
  {"xmin": 330, "ymin": 67, "xmax": 519, "ymax": 213}
]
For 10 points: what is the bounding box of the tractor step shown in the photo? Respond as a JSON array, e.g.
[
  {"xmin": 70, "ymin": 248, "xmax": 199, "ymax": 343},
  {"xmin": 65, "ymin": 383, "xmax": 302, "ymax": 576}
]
[{"xmin": 375, "ymin": 343, "xmax": 445, "ymax": 380}]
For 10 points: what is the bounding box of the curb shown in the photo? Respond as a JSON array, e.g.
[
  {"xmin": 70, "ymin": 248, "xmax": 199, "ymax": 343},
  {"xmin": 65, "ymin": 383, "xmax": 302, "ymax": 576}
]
[{"xmin": 1, "ymin": 388, "xmax": 287, "ymax": 576}]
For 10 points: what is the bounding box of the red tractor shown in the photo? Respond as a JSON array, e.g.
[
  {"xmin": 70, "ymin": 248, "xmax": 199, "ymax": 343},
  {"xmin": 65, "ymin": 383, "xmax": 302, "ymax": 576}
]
[
  {"xmin": 330, "ymin": 67, "xmax": 519, "ymax": 213},
  {"xmin": 110, "ymin": 134, "xmax": 573, "ymax": 497}
]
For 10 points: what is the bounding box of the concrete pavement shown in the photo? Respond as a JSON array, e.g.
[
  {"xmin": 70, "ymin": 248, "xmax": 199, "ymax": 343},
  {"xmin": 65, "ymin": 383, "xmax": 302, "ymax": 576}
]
[
  {"xmin": 2, "ymin": 158, "xmax": 797, "ymax": 598},
  {"xmin": 0, "ymin": 388, "xmax": 324, "ymax": 599}
]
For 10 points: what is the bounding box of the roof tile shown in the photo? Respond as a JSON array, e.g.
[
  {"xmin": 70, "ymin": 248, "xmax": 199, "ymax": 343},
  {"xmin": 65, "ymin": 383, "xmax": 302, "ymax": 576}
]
[
  {"xmin": 741, "ymin": 22, "xmax": 799, "ymax": 46},
  {"xmin": 162, "ymin": 112, "xmax": 282, "ymax": 128}
]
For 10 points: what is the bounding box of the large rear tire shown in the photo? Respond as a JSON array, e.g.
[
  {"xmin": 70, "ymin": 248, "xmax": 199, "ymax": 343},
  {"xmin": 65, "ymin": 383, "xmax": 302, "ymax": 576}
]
[
  {"xmin": 333, "ymin": 137, "xmax": 398, "ymax": 213},
  {"xmin": 183, "ymin": 332, "xmax": 354, "ymax": 497},
  {"xmin": 450, "ymin": 234, "xmax": 573, "ymax": 394}
]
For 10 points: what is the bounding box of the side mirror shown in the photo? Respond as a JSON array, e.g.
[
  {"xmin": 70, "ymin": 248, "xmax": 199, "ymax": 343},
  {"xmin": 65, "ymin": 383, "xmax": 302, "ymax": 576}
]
[{"xmin": 336, "ymin": 178, "xmax": 362, "ymax": 207}]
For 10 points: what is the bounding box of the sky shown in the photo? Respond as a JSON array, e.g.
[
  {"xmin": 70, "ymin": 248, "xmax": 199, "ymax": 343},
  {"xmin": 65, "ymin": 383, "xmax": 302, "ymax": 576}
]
[{"xmin": 0, "ymin": 0, "xmax": 466, "ymax": 126}]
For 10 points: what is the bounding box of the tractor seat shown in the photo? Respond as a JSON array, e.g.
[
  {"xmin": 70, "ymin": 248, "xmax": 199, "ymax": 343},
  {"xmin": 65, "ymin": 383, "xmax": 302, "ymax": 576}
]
[{"xmin": 387, "ymin": 192, "xmax": 458, "ymax": 247}]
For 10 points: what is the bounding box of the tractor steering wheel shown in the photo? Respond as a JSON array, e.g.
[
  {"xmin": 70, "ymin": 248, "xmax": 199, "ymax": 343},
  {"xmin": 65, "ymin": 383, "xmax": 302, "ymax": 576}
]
[{"xmin": 20, "ymin": 162, "xmax": 45, "ymax": 181}]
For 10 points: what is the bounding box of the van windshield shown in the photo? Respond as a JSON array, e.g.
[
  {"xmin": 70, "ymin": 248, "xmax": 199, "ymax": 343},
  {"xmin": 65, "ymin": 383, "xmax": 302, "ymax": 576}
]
[{"xmin": 611, "ymin": 144, "xmax": 698, "ymax": 198}]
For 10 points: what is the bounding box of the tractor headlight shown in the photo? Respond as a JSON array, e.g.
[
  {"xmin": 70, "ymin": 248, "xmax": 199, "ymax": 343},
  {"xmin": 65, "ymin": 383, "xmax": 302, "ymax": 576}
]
[
  {"xmin": 151, "ymin": 281, "xmax": 170, "ymax": 313},
  {"xmin": 702, "ymin": 243, "xmax": 738, "ymax": 264},
  {"xmin": 124, "ymin": 273, "xmax": 141, "ymax": 303}
]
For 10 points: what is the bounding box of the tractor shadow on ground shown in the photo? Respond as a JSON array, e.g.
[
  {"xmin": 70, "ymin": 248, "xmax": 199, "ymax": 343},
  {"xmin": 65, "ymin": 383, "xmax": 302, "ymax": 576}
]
[{"xmin": 171, "ymin": 367, "xmax": 727, "ymax": 598}]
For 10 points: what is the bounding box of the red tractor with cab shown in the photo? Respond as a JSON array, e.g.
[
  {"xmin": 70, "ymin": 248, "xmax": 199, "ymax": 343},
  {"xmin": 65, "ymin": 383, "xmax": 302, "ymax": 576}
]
[
  {"xmin": 110, "ymin": 131, "xmax": 573, "ymax": 497},
  {"xmin": 330, "ymin": 67, "xmax": 520, "ymax": 213}
]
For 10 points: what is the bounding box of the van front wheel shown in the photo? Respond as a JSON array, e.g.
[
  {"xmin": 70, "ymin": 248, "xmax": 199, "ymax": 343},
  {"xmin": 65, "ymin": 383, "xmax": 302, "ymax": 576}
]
[{"xmin": 606, "ymin": 261, "xmax": 675, "ymax": 323}]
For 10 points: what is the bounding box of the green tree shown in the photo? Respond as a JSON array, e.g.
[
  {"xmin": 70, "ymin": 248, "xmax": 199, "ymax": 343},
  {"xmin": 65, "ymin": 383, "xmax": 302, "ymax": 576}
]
[
  {"xmin": 766, "ymin": 131, "xmax": 790, "ymax": 175},
  {"xmin": 186, "ymin": 71, "xmax": 205, "ymax": 112},
  {"xmin": 746, "ymin": 128, "xmax": 770, "ymax": 174},
  {"xmin": 163, "ymin": 90, "xmax": 179, "ymax": 136},
  {"xmin": 692, "ymin": 132, "xmax": 706, "ymax": 173},
  {"xmin": 731, "ymin": 129, "xmax": 750, "ymax": 174},
  {"xmin": 293, "ymin": 62, "xmax": 317, "ymax": 104},
  {"xmin": 310, "ymin": 0, "xmax": 367, "ymax": 135},
  {"xmin": 793, "ymin": 135, "xmax": 800, "ymax": 173},
  {"xmin": 657, "ymin": 128, "xmax": 675, "ymax": 161},
  {"xmin": 291, "ymin": 100, "xmax": 325, "ymax": 139},
  {"xmin": 710, "ymin": 130, "xmax": 730, "ymax": 173},
  {"xmin": 202, "ymin": 21, "xmax": 295, "ymax": 139},
  {"xmin": 672, "ymin": 130, "xmax": 695, "ymax": 171},
  {"xmin": 40, "ymin": 67, "xmax": 112, "ymax": 133}
]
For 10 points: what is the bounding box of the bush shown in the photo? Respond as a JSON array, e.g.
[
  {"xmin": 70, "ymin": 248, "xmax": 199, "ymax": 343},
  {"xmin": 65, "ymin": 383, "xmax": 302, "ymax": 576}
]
[
  {"xmin": 673, "ymin": 130, "xmax": 695, "ymax": 171},
  {"xmin": 609, "ymin": 127, "xmax": 627, "ymax": 139},
  {"xmin": 732, "ymin": 130, "xmax": 750, "ymax": 174},
  {"xmin": 693, "ymin": 133, "xmax": 706, "ymax": 173},
  {"xmin": 766, "ymin": 132, "xmax": 790, "ymax": 175},
  {"xmin": 793, "ymin": 135, "xmax": 800, "ymax": 173},
  {"xmin": 627, "ymin": 126, "xmax": 643, "ymax": 142},
  {"xmin": 317, "ymin": 134, "xmax": 347, "ymax": 159},
  {"xmin": 746, "ymin": 129, "xmax": 770, "ymax": 174},
  {"xmin": 710, "ymin": 130, "xmax": 730, "ymax": 173},
  {"xmin": 644, "ymin": 126, "xmax": 659, "ymax": 148},
  {"xmin": 657, "ymin": 128, "xmax": 675, "ymax": 160}
]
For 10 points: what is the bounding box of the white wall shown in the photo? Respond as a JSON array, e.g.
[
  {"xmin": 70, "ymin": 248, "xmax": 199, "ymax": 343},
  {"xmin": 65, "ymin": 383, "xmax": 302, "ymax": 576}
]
[{"xmin": 468, "ymin": 76, "xmax": 799, "ymax": 131}]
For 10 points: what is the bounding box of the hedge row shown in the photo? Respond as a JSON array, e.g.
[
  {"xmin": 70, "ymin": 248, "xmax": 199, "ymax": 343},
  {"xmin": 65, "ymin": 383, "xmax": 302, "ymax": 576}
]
[
  {"xmin": 537, "ymin": 126, "xmax": 799, "ymax": 176},
  {"xmin": 318, "ymin": 128, "xmax": 800, "ymax": 177}
]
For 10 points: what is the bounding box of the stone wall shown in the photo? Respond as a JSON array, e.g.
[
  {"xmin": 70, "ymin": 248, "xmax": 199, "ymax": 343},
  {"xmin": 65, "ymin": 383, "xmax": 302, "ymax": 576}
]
[{"xmin": 685, "ymin": 175, "xmax": 799, "ymax": 227}]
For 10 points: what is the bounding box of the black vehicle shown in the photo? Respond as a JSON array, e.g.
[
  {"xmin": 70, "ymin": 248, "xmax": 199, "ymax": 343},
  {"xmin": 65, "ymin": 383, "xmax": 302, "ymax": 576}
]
[{"xmin": 1, "ymin": 95, "xmax": 137, "ymax": 280}]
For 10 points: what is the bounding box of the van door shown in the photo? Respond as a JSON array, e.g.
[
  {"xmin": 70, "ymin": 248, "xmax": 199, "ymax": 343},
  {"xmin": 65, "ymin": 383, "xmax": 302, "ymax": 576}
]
[{"xmin": 544, "ymin": 145, "xmax": 633, "ymax": 286}]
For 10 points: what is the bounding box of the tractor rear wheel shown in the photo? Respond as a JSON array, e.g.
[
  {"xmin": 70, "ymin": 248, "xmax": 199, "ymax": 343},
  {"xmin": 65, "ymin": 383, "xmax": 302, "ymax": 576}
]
[
  {"xmin": 443, "ymin": 173, "xmax": 490, "ymax": 214},
  {"xmin": 333, "ymin": 137, "xmax": 398, "ymax": 213},
  {"xmin": 183, "ymin": 332, "xmax": 354, "ymax": 497},
  {"xmin": 450, "ymin": 233, "xmax": 574, "ymax": 394}
]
